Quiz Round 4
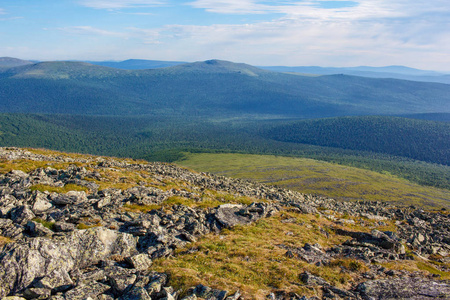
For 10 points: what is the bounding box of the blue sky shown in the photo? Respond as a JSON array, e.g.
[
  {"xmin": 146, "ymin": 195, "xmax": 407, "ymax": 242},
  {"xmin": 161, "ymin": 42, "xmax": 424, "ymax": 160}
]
[{"xmin": 0, "ymin": 0, "xmax": 449, "ymax": 71}]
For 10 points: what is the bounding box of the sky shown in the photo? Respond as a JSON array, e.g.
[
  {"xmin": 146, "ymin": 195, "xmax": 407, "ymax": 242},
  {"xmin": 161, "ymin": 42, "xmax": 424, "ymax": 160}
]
[{"xmin": 0, "ymin": 0, "xmax": 449, "ymax": 71}]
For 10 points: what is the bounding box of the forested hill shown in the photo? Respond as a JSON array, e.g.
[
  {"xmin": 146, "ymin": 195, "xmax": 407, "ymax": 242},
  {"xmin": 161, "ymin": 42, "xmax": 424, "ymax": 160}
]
[
  {"xmin": 0, "ymin": 60, "xmax": 449, "ymax": 118},
  {"xmin": 265, "ymin": 116, "xmax": 450, "ymax": 165}
]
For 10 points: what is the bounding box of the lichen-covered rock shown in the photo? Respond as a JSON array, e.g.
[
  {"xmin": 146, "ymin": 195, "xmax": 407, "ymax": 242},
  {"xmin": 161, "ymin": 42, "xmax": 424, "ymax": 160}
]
[
  {"xmin": 192, "ymin": 284, "xmax": 228, "ymax": 300},
  {"xmin": 356, "ymin": 276, "xmax": 450, "ymax": 299},
  {"xmin": 23, "ymin": 287, "xmax": 52, "ymax": 300},
  {"xmin": 26, "ymin": 221, "xmax": 53, "ymax": 237},
  {"xmin": 10, "ymin": 205, "xmax": 35, "ymax": 225},
  {"xmin": 126, "ymin": 253, "xmax": 152, "ymax": 271},
  {"xmin": 51, "ymin": 191, "xmax": 88, "ymax": 206},
  {"xmin": 63, "ymin": 282, "xmax": 110, "ymax": 300},
  {"xmin": 110, "ymin": 273, "xmax": 137, "ymax": 295},
  {"xmin": 33, "ymin": 269, "xmax": 73, "ymax": 292},
  {"xmin": 31, "ymin": 192, "xmax": 53, "ymax": 213},
  {"xmin": 299, "ymin": 272, "xmax": 328, "ymax": 286},
  {"xmin": 0, "ymin": 227, "xmax": 137, "ymax": 297},
  {"xmin": 119, "ymin": 286, "xmax": 151, "ymax": 300}
]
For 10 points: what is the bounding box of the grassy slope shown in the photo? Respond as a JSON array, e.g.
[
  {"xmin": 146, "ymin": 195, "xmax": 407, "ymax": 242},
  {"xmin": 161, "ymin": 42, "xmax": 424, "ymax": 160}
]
[{"xmin": 176, "ymin": 153, "xmax": 450, "ymax": 209}]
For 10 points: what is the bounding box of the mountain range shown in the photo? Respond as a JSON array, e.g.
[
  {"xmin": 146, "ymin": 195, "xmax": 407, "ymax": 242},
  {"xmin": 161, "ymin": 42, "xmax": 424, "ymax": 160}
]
[
  {"xmin": 2, "ymin": 56, "xmax": 449, "ymax": 83},
  {"xmin": 0, "ymin": 58, "xmax": 449, "ymax": 118}
]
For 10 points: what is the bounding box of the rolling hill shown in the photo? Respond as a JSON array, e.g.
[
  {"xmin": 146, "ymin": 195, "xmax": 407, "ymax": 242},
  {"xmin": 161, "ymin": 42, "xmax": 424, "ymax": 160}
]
[
  {"xmin": 0, "ymin": 57, "xmax": 34, "ymax": 68},
  {"xmin": 0, "ymin": 59, "xmax": 449, "ymax": 118},
  {"xmin": 88, "ymin": 58, "xmax": 186, "ymax": 69},
  {"xmin": 84, "ymin": 58, "xmax": 450, "ymax": 84},
  {"xmin": 264, "ymin": 116, "xmax": 450, "ymax": 165},
  {"xmin": 261, "ymin": 65, "xmax": 450, "ymax": 84}
]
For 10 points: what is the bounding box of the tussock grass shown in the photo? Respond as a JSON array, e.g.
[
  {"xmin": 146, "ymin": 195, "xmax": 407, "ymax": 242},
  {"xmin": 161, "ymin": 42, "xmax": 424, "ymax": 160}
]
[
  {"xmin": 381, "ymin": 259, "xmax": 450, "ymax": 280},
  {"xmin": 30, "ymin": 183, "xmax": 89, "ymax": 194},
  {"xmin": 77, "ymin": 218, "xmax": 102, "ymax": 230},
  {"xmin": 32, "ymin": 218, "xmax": 56, "ymax": 231},
  {"xmin": 0, "ymin": 236, "xmax": 13, "ymax": 247},
  {"xmin": 0, "ymin": 159, "xmax": 82, "ymax": 174},
  {"xmin": 123, "ymin": 192, "xmax": 259, "ymax": 213},
  {"xmin": 152, "ymin": 209, "xmax": 390, "ymax": 299}
]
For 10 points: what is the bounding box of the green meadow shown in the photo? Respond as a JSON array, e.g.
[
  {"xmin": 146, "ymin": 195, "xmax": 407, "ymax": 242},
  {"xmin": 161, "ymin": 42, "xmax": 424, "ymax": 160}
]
[{"xmin": 176, "ymin": 153, "xmax": 450, "ymax": 209}]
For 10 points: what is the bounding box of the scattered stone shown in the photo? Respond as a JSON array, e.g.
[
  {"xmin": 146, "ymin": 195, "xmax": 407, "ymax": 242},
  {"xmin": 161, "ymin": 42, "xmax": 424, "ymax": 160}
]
[
  {"xmin": 10, "ymin": 205, "xmax": 35, "ymax": 225},
  {"xmin": 192, "ymin": 284, "xmax": 228, "ymax": 300},
  {"xmin": 64, "ymin": 282, "xmax": 110, "ymax": 300},
  {"xmin": 23, "ymin": 287, "xmax": 52, "ymax": 300},
  {"xmin": 356, "ymin": 276, "xmax": 450, "ymax": 299},
  {"xmin": 126, "ymin": 253, "xmax": 152, "ymax": 271},
  {"xmin": 0, "ymin": 147, "xmax": 449, "ymax": 300},
  {"xmin": 299, "ymin": 272, "xmax": 328, "ymax": 286}
]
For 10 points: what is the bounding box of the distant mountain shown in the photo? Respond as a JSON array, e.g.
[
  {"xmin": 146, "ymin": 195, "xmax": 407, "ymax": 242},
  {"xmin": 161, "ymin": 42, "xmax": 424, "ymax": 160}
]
[
  {"xmin": 398, "ymin": 113, "xmax": 450, "ymax": 123},
  {"xmin": 260, "ymin": 65, "xmax": 450, "ymax": 84},
  {"xmin": 88, "ymin": 59, "xmax": 186, "ymax": 70},
  {"xmin": 1, "ymin": 61, "xmax": 131, "ymax": 79},
  {"xmin": 0, "ymin": 59, "xmax": 449, "ymax": 118},
  {"xmin": 0, "ymin": 57, "xmax": 34, "ymax": 68},
  {"xmin": 84, "ymin": 58, "xmax": 450, "ymax": 84}
]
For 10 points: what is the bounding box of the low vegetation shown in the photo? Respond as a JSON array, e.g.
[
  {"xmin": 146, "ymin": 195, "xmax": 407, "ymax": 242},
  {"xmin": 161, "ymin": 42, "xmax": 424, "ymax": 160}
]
[
  {"xmin": 177, "ymin": 153, "xmax": 450, "ymax": 209},
  {"xmin": 152, "ymin": 208, "xmax": 446, "ymax": 298}
]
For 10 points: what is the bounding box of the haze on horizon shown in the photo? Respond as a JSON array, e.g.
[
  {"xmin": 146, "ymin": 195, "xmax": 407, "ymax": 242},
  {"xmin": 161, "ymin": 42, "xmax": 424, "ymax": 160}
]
[{"xmin": 1, "ymin": 0, "xmax": 449, "ymax": 72}]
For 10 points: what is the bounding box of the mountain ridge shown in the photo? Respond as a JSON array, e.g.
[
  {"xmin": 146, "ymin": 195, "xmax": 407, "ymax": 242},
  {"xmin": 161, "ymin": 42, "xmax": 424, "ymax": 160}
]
[
  {"xmin": 4, "ymin": 57, "xmax": 449, "ymax": 83},
  {"xmin": 0, "ymin": 59, "xmax": 449, "ymax": 118}
]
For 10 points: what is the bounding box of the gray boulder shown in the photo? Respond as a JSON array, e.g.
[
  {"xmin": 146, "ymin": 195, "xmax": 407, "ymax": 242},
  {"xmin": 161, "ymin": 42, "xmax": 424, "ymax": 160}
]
[
  {"xmin": 10, "ymin": 205, "xmax": 35, "ymax": 225},
  {"xmin": 0, "ymin": 227, "xmax": 137, "ymax": 297},
  {"xmin": 51, "ymin": 191, "xmax": 88, "ymax": 205},
  {"xmin": 64, "ymin": 282, "xmax": 110, "ymax": 300},
  {"xmin": 356, "ymin": 276, "xmax": 450, "ymax": 299}
]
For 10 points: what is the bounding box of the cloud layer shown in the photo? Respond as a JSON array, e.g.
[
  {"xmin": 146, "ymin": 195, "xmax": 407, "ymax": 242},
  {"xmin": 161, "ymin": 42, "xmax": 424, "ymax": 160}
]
[
  {"xmin": 77, "ymin": 0, "xmax": 167, "ymax": 9},
  {"xmin": 1, "ymin": 0, "xmax": 449, "ymax": 70}
]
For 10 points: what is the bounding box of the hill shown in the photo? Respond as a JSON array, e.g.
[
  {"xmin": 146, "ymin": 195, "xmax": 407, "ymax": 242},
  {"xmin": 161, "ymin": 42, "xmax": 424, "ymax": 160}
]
[
  {"xmin": 88, "ymin": 59, "xmax": 186, "ymax": 69},
  {"xmin": 261, "ymin": 65, "xmax": 450, "ymax": 84},
  {"xmin": 399, "ymin": 112, "xmax": 450, "ymax": 123},
  {"xmin": 264, "ymin": 116, "xmax": 450, "ymax": 165},
  {"xmin": 0, "ymin": 57, "xmax": 34, "ymax": 68},
  {"xmin": 0, "ymin": 147, "xmax": 449, "ymax": 299},
  {"xmin": 83, "ymin": 59, "xmax": 450, "ymax": 84},
  {"xmin": 0, "ymin": 60, "xmax": 449, "ymax": 117}
]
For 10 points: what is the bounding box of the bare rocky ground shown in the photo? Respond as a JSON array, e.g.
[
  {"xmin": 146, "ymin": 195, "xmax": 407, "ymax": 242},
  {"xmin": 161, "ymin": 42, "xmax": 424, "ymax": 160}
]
[{"xmin": 0, "ymin": 147, "xmax": 449, "ymax": 300}]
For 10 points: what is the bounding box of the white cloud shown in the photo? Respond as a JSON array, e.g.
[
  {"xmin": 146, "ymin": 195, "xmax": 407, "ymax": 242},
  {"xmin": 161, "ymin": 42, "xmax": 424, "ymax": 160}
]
[
  {"xmin": 187, "ymin": 0, "xmax": 274, "ymax": 14},
  {"xmin": 134, "ymin": 7, "xmax": 449, "ymax": 70},
  {"xmin": 187, "ymin": 0, "xmax": 450, "ymax": 20},
  {"xmin": 58, "ymin": 26, "xmax": 127, "ymax": 38},
  {"xmin": 77, "ymin": 0, "xmax": 167, "ymax": 9},
  {"xmin": 0, "ymin": 8, "xmax": 6, "ymax": 15},
  {"xmin": 17, "ymin": 0, "xmax": 450, "ymax": 70}
]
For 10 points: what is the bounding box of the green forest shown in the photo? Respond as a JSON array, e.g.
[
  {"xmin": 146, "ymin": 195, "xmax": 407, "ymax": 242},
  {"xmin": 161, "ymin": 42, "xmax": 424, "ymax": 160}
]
[{"xmin": 0, "ymin": 113, "xmax": 448, "ymax": 190}]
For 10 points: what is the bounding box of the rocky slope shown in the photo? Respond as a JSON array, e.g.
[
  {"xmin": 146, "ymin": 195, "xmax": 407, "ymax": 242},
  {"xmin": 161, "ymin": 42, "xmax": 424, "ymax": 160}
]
[{"xmin": 0, "ymin": 147, "xmax": 449, "ymax": 300}]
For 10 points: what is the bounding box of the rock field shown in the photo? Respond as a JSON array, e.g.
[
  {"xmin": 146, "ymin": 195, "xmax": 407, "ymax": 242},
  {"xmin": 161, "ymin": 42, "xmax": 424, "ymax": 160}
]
[{"xmin": 0, "ymin": 147, "xmax": 449, "ymax": 300}]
